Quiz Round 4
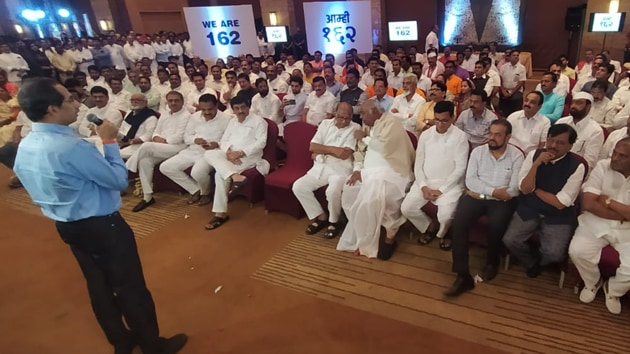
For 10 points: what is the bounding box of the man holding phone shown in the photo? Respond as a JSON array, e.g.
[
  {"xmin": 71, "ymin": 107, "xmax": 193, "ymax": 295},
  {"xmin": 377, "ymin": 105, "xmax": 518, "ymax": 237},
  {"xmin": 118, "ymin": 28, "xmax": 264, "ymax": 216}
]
[
  {"xmin": 13, "ymin": 78, "xmax": 187, "ymax": 354},
  {"xmin": 280, "ymin": 76, "xmax": 307, "ymax": 132}
]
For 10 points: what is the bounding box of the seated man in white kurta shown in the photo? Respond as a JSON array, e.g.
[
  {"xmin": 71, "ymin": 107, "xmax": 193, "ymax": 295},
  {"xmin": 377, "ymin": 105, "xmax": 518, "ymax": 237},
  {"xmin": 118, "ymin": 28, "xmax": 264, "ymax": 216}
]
[
  {"xmin": 337, "ymin": 100, "xmax": 415, "ymax": 260},
  {"xmin": 159, "ymin": 94, "xmax": 229, "ymax": 206},
  {"xmin": 126, "ymin": 91, "xmax": 190, "ymax": 212},
  {"xmin": 118, "ymin": 93, "xmax": 158, "ymax": 159},
  {"xmin": 401, "ymin": 101, "xmax": 468, "ymax": 246},
  {"xmin": 203, "ymin": 94, "xmax": 268, "ymax": 230},
  {"xmin": 75, "ymin": 86, "xmax": 124, "ymax": 137},
  {"xmin": 250, "ymin": 78, "xmax": 281, "ymax": 125},
  {"xmin": 293, "ymin": 102, "xmax": 359, "ymax": 239},
  {"xmin": 569, "ymin": 137, "xmax": 630, "ymax": 315}
]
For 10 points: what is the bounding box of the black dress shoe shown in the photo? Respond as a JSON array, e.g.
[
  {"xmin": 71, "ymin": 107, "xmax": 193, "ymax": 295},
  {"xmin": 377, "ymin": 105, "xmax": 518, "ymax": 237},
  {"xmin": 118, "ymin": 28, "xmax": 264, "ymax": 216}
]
[
  {"xmin": 444, "ymin": 275, "xmax": 475, "ymax": 297},
  {"xmin": 481, "ymin": 264, "xmax": 498, "ymax": 282},
  {"xmin": 157, "ymin": 333, "xmax": 188, "ymax": 354},
  {"xmin": 377, "ymin": 240, "xmax": 398, "ymax": 260},
  {"xmin": 526, "ymin": 262, "xmax": 542, "ymax": 278},
  {"xmin": 132, "ymin": 198, "xmax": 155, "ymax": 212}
]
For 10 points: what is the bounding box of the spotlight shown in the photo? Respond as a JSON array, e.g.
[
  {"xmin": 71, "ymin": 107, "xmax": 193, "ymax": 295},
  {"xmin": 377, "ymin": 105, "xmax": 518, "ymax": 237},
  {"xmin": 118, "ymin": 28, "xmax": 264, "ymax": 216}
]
[
  {"xmin": 21, "ymin": 9, "xmax": 46, "ymax": 22},
  {"xmin": 58, "ymin": 8, "xmax": 71, "ymax": 18}
]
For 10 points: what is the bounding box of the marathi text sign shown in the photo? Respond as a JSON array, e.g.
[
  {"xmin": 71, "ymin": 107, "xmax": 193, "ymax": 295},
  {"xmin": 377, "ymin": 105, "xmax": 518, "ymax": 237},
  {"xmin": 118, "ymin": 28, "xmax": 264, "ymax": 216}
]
[
  {"xmin": 183, "ymin": 5, "xmax": 258, "ymax": 59},
  {"xmin": 303, "ymin": 1, "xmax": 372, "ymax": 54}
]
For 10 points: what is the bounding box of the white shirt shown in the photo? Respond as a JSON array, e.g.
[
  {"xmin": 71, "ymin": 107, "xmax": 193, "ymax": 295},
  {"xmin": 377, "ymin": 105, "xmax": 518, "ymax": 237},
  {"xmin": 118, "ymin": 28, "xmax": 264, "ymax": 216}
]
[
  {"xmin": 389, "ymin": 93, "xmax": 426, "ymax": 132},
  {"xmin": 160, "ymin": 85, "xmax": 191, "ymax": 112},
  {"xmin": 579, "ymin": 159, "xmax": 630, "ymax": 238},
  {"xmin": 535, "ymin": 74, "xmax": 570, "ymax": 97},
  {"xmin": 109, "ymin": 90, "xmax": 132, "ymax": 112},
  {"xmin": 417, "ymin": 76, "xmax": 433, "ymax": 95},
  {"xmin": 250, "ymin": 92, "xmax": 282, "ymax": 124},
  {"xmin": 0, "ymin": 52, "xmax": 29, "ymax": 83},
  {"xmin": 599, "ymin": 128, "xmax": 629, "ymax": 159},
  {"xmin": 309, "ymin": 118, "xmax": 360, "ymax": 177},
  {"xmin": 170, "ymin": 42, "xmax": 183, "ymax": 59},
  {"xmin": 577, "ymin": 62, "xmax": 593, "ymax": 81},
  {"xmin": 186, "ymin": 86, "xmax": 217, "ymax": 113},
  {"xmin": 555, "ymin": 115, "xmax": 605, "ymax": 171},
  {"xmin": 86, "ymin": 77, "xmax": 111, "ymax": 93},
  {"xmin": 507, "ymin": 110, "xmax": 551, "ymax": 155},
  {"xmin": 181, "ymin": 110, "xmax": 230, "ymax": 156},
  {"xmin": 77, "ymin": 103, "xmax": 124, "ymax": 137},
  {"xmin": 269, "ymin": 77, "xmax": 289, "ymax": 95},
  {"xmin": 414, "ymin": 125, "xmax": 468, "ymax": 204},
  {"xmin": 360, "ymin": 71, "xmax": 375, "ymax": 87},
  {"xmin": 611, "ymin": 86, "xmax": 630, "ymax": 110},
  {"xmin": 519, "ymin": 150, "xmax": 584, "ymax": 207},
  {"xmin": 141, "ymin": 44, "xmax": 156, "ymax": 62},
  {"xmin": 590, "ymin": 97, "xmax": 619, "ymax": 130},
  {"xmin": 154, "ymin": 108, "xmax": 191, "ymax": 144},
  {"xmin": 154, "ymin": 81, "xmax": 171, "ymax": 95},
  {"xmin": 387, "ymin": 71, "xmax": 404, "ymax": 90},
  {"xmin": 284, "ymin": 63, "xmax": 303, "ymax": 75},
  {"xmin": 219, "ymin": 83, "xmax": 241, "ymax": 112},
  {"xmin": 499, "ymin": 62, "xmax": 527, "ymax": 91},
  {"xmin": 104, "ymin": 44, "xmax": 126, "ymax": 70},
  {"xmin": 72, "ymin": 49, "xmax": 94, "ymax": 74},
  {"xmin": 572, "ymin": 75, "xmax": 595, "ymax": 96},
  {"xmin": 123, "ymin": 42, "xmax": 144, "ymax": 63},
  {"xmin": 206, "ymin": 78, "xmax": 225, "ymax": 92},
  {"xmin": 461, "ymin": 55, "xmax": 479, "ymax": 73},
  {"xmin": 152, "ymin": 42, "xmax": 171, "ymax": 63},
  {"xmin": 182, "ymin": 40, "xmax": 194, "ymax": 57},
  {"xmin": 118, "ymin": 111, "xmax": 158, "ymax": 143},
  {"xmin": 305, "ymin": 91, "xmax": 337, "ymax": 126},
  {"xmin": 220, "ymin": 113, "xmax": 267, "ymax": 163},
  {"xmin": 425, "ymin": 31, "xmax": 439, "ymax": 53}
]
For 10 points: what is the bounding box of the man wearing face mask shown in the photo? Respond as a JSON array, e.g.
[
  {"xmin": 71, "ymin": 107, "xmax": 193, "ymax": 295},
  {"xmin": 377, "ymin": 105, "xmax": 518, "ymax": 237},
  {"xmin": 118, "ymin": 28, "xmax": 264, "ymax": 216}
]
[
  {"xmin": 555, "ymin": 92, "xmax": 605, "ymax": 170},
  {"xmin": 160, "ymin": 94, "xmax": 229, "ymax": 206},
  {"xmin": 503, "ymin": 124, "xmax": 586, "ymax": 279}
]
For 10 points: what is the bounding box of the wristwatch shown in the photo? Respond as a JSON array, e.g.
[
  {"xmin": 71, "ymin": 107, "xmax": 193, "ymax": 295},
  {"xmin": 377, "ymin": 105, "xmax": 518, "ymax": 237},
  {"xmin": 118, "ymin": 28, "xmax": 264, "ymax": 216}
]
[
  {"xmin": 605, "ymin": 197, "xmax": 612, "ymax": 208},
  {"xmin": 479, "ymin": 194, "xmax": 486, "ymax": 200}
]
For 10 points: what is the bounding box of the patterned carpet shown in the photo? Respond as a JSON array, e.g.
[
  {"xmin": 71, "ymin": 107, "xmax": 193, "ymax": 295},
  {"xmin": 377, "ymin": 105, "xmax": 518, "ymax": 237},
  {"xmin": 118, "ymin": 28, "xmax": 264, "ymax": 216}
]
[
  {"xmin": 0, "ymin": 187, "xmax": 188, "ymax": 239},
  {"xmin": 253, "ymin": 234, "xmax": 630, "ymax": 354}
]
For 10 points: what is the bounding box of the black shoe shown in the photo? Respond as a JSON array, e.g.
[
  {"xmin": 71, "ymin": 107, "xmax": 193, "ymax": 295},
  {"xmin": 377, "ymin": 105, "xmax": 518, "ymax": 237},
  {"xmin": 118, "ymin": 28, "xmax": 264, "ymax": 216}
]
[
  {"xmin": 113, "ymin": 332, "xmax": 136, "ymax": 354},
  {"xmin": 377, "ymin": 240, "xmax": 397, "ymax": 260},
  {"xmin": 157, "ymin": 333, "xmax": 188, "ymax": 354},
  {"xmin": 526, "ymin": 262, "xmax": 542, "ymax": 278},
  {"xmin": 481, "ymin": 264, "xmax": 498, "ymax": 282},
  {"xmin": 444, "ymin": 275, "xmax": 475, "ymax": 297},
  {"xmin": 132, "ymin": 198, "xmax": 155, "ymax": 212}
]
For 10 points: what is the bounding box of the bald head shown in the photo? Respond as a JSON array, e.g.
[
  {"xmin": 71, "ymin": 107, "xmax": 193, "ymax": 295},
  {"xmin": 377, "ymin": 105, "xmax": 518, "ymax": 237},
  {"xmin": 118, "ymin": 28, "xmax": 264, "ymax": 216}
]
[
  {"xmin": 359, "ymin": 100, "xmax": 384, "ymax": 127},
  {"xmin": 130, "ymin": 93, "xmax": 147, "ymax": 110}
]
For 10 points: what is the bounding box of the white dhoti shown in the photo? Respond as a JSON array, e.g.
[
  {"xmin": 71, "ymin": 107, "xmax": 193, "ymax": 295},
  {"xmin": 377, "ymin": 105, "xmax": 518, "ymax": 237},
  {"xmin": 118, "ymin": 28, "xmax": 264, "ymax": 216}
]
[
  {"xmin": 569, "ymin": 225, "xmax": 630, "ymax": 298},
  {"xmin": 292, "ymin": 172, "xmax": 347, "ymax": 223},
  {"xmin": 159, "ymin": 149, "xmax": 213, "ymax": 195},
  {"xmin": 336, "ymin": 167, "xmax": 409, "ymax": 258},
  {"xmin": 204, "ymin": 149, "xmax": 260, "ymax": 213},
  {"xmin": 400, "ymin": 184, "xmax": 462, "ymax": 238},
  {"xmin": 125, "ymin": 142, "xmax": 185, "ymax": 198}
]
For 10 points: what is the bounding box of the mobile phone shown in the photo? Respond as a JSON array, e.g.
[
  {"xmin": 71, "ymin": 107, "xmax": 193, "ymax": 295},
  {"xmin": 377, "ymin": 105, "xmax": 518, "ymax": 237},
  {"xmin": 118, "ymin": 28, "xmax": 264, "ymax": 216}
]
[{"xmin": 287, "ymin": 99, "xmax": 296, "ymax": 105}]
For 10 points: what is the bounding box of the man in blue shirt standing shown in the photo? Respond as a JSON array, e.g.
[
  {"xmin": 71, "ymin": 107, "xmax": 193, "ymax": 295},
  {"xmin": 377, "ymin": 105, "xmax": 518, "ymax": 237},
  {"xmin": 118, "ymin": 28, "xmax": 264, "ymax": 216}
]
[{"xmin": 13, "ymin": 78, "xmax": 187, "ymax": 354}]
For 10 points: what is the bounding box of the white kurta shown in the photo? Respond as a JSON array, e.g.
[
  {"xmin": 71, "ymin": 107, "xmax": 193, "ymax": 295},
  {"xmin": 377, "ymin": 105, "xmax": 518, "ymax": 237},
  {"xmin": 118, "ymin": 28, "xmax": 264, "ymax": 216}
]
[
  {"xmin": 109, "ymin": 90, "xmax": 132, "ymax": 112},
  {"xmin": 555, "ymin": 115, "xmax": 604, "ymax": 171},
  {"xmin": 186, "ymin": 87, "xmax": 217, "ymax": 113},
  {"xmin": 507, "ymin": 110, "xmax": 551, "ymax": 155},
  {"xmin": 205, "ymin": 113, "xmax": 268, "ymax": 213},
  {"xmin": 72, "ymin": 49, "xmax": 94, "ymax": 75},
  {"xmin": 105, "ymin": 44, "xmax": 126, "ymax": 70},
  {"xmin": 569, "ymin": 159, "xmax": 630, "ymax": 297},
  {"xmin": 304, "ymin": 91, "xmax": 337, "ymax": 126},
  {"xmin": 293, "ymin": 119, "xmax": 359, "ymax": 222},
  {"xmin": 389, "ymin": 93, "xmax": 426, "ymax": 132},
  {"xmin": 250, "ymin": 92, "xmax": 282, "ymax": 124},
  {"xmin": 160, "ymin": 111, "xmax": 230, "ymax": 195},
  {"xmin": 119, "ymin": 114, "xmax": 159, "ymax": 159},
  {"xmin": 401, "ymin": 125, "xmax": 468, "ymax": 237},
  {"xmin": 76, "ymin": 103, "xmax": 124, "ymax": 137}
]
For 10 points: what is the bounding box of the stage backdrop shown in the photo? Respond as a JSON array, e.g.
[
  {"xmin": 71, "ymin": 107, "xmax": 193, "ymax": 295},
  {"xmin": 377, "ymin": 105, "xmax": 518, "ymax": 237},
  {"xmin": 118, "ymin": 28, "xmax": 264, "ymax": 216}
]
[
  {"xmin": 303, "ymin": 1, "xmax": 373, "ymax": 55},
  {"xmin": 183, "ymin": 5, "xmax": 259, "ymax": 59},
  {"xmin": 443, "ymin": 0, "xmax": 522, "ymax": 45}
]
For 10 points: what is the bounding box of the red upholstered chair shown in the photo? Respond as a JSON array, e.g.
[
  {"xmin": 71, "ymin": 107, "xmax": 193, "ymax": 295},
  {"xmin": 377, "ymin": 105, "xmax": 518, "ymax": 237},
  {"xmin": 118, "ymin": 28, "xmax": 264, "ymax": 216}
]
[
  {"xmin": 599, "ymin": 246, "xmax": 620, "ymax": 279},
  {"xmin": 264, "ymin": 122, "xmax": 317, "ymax": 217},
  {"xmin": 229, "ymin": 118, "xmax": 279, "ymax": 206},
  {"xmin": 406, "ymin": 131, "xmax": 418, "ymax": 150},
  {"xmin": 277, "ymin": 93, "xmax": 286, "ymax": 101}
]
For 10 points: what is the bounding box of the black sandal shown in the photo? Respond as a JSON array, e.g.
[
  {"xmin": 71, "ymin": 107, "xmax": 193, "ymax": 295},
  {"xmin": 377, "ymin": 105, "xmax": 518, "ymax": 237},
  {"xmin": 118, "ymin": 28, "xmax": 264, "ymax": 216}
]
[
  {"xmin": 323, "ymin": 223, "xmax": 343, "ymax": 239},
  {"xmin": 439, "ymin": 237, "xmax": 452, "ymax": 251},
  {"xmin": 418, "ymin": 233, "xmax": 436, "ymax": 245},
  {"xmin": 204, "ymin": 215, "xmax": 230, "ymax": 230},
  {"xmin": 305, "ymin": 219, "xmax": 328, "ymax": 235}
]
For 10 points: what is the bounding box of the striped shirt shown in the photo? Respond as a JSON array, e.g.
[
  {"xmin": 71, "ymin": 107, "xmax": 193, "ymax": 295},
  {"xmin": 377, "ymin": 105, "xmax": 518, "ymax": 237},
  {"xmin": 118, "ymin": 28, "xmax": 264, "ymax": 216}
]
[{"xmin": 465, "ymin": 144, "xmax": 525, "ymax": 199}]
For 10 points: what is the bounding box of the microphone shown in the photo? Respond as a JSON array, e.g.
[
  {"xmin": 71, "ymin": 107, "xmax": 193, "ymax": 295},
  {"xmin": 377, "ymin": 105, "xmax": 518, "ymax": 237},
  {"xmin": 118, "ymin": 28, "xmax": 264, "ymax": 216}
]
[{"xmin": 86, "ymin": 113, "xmax": 104, "ymax": 126}]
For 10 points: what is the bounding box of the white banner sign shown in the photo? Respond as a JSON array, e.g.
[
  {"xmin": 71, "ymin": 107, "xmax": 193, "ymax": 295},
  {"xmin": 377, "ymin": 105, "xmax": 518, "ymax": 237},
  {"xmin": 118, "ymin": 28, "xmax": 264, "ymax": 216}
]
[
  {"xmin": 183, "ymin": 5, "xmax": 259, "ymax": 59},
  {"xmin": 303, "ymin": 1, "xmax": 372, "ymax": 54}
]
